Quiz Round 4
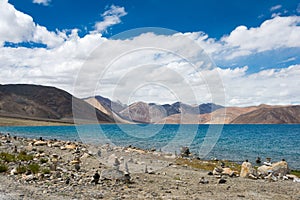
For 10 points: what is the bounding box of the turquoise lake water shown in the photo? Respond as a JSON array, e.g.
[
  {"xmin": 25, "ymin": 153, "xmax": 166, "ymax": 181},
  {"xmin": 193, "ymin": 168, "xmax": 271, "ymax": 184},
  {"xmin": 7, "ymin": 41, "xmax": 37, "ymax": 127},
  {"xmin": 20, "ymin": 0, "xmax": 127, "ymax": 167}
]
[{"xmin": 0, "ymin": 124, "xmax": 299, "ymax": 169}]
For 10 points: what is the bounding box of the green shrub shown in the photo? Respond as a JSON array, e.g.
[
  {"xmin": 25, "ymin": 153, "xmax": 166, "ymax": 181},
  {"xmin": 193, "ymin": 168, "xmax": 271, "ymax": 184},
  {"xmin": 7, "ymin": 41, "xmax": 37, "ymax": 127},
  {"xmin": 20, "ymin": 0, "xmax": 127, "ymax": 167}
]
[
  {"xmin": 40, "ymin": 158, "xmax": 48, "ymax": 164},
  {"xmin": 0, "ymin": 152, "xmax": 16, "ymax": 162},
  {"xmin": 17, "ymin": 165, "xmax": 27, "ymax": 174},
  {"xmin": 17, "ymin": 151, "xmax": 33, "ymax": 161},
  {"xmin": 28, "ymin": 163, "xmax": 40, "ymax": 174},
  {"xmin": 291, "ymin": 170, "xmax": 300, "ymax": 178},
  {"xmin": 0, "ymin": 164, "xmax": 8, "ymax": 173},
  {"xmin": 42, "ymin": 167, "xmax": 50, "ymax": 174}
]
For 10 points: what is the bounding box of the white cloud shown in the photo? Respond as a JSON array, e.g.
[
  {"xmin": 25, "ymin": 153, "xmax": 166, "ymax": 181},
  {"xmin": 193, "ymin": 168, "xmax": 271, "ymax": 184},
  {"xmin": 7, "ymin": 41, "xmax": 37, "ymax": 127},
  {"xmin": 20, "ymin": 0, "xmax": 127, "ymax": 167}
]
[
  {"xmin": 270, "ymin": 5, "xmax": 282, "ymax": 12},
  {"xmin": 0, "ymin": 0, "xmax": 66, "ymax": 48},
  {"xmin": 271, "ymin": 12, "xmax": 281, "ymax": 18},
  {"xmin": 220, "ymin": 16, "xmax": 300, "ymax": 59},
  {"xmin": 94, "ymin": 5, "xmax": 127, "ymax": 33},
  {"xmin": 32, "ymin": 0, "xmax": 51, "ymax": 6},
  {"xmin": 0, "ymin": 1, "xmax": 299, "ymax": 107},
  {"xmin": 220, "ymin": 65, "xmax": 300, "ymax": 106}
]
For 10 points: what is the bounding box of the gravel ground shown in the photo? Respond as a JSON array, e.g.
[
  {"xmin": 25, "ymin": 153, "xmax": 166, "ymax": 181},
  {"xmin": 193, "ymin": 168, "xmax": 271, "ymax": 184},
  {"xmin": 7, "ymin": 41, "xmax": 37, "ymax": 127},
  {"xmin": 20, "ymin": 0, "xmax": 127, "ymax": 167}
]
[{"xmin": 0, "ymin": 133, "xmax": 299, "ymax": 200}]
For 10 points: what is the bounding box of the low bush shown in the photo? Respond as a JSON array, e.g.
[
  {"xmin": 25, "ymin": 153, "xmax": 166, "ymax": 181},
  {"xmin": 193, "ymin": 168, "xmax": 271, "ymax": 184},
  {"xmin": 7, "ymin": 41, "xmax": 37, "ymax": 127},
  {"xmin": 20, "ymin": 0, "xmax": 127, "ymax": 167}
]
[
  {"xmin": 28, "ymin": 163, "xmax": 40, "ymax": 174},
  {"xmin": 0, "ymin": 152, "xmax": 16, "ymax": 162},
  {"xmin": 17, "ymin": 165, "xmax": 27, "ymax": 174},
  {"xmin": 0, "ymin": 163, "xmax": 8, "ymax": 173},
  {"xmin": 17, "ymin": 151, "xmax": 33, "ymax": 161}
]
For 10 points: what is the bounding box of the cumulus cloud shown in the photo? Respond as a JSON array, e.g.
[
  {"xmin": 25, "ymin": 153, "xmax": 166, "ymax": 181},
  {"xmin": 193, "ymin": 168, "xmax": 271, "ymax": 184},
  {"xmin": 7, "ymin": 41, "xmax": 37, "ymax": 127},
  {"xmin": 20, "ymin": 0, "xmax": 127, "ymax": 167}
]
[
  {"xmin": 32, "ymin": 0, "xmax": 51, "ymax": 6},
  {"xmin": 0, "ymin": 1, "xmax": 299, "ymax": 107},
  {"xmin": 220, "ymin": 16, "xmax": 300, "ymax": 59},
  {"xmin": 94, "ymin": 5, "xmax": 127, "ymax": 33},
  {"xmin": 0, "ymin": 0, "xmax": 66, "ymax": 48},
  {"xmin": 270, "ymin": 5, "xmax": 282, "ymax": 12},
  {"xmin": 216, "ymin": 65, "xmax": 300, "ymax": 105}
]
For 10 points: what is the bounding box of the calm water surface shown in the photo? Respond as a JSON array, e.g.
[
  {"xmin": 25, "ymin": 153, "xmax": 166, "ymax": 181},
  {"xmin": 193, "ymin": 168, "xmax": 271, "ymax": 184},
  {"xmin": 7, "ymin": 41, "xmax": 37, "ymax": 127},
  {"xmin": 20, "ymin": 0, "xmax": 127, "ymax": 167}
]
[{"xmin": 0, "ymin": 124, "xmax": 299, "ymax": 169}]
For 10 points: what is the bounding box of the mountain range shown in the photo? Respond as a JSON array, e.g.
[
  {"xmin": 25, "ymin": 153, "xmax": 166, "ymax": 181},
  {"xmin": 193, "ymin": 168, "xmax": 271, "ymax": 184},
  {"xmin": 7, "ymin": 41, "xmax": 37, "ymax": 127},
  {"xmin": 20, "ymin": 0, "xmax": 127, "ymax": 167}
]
[
  {"xmin": 0, "ymin": 84, "xmax": 299, "ymax": 125},
  {"xmin": 84, "ymin": 96, "xmax": 300, "ymax": 124},
  {"xmin": 0, "ymin": 84, "xmax": 115, "ymax": 124}
]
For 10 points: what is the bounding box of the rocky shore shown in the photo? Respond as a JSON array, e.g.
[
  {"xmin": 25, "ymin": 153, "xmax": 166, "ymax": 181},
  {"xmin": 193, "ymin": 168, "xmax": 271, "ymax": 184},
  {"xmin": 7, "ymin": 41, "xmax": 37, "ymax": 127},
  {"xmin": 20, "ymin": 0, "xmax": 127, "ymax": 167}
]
[{"xmin": 0, "ymin": 132, "xmax": 299, "ymax": 200}]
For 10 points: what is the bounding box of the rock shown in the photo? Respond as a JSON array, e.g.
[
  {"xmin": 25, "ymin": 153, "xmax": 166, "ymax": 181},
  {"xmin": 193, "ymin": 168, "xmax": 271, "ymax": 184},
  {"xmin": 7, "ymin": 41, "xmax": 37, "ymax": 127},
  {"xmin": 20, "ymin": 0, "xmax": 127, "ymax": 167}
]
[
  {"xmin": 92, "ymin": 171, "xmax": 100, "ymax": 185},
  {"xmin": 258, "ymin": 161, "xmax": 289, "ymax": 177},
  {"xmin": 65, "ymin": 144, "xmax": 76, "ymax": 150},
  {"xmin": 265, "ymin": 173, "xmax": 278, "ymax": 182},
  {"xmin": 65, "ymin": 177, "xmax": 70, "ymax": 184},
  {"xmin": 218, "ymin": 178, "xmax": 226, "ymax": 184},
  {"xmin": 240, "ymin": 161, "xmax": 255, "ymax": 178},
  {"xmin": 293, "ymin": 178, "xmax": 300, "ymax": 183},
  {"xmin": 222, "ymin": 167, "xmax": 238, "ymax": 177},
  {"xmin": 271, "ymin": 161, "xmax": 289, "ymax": 176},
  {"xmin": 207, "ymin": 171, "xmax": 213, "ymax": 175},
  {"xmin": 220, "ymin": 162, "xmax": 225, "ymax": 168},
  {"xmin": 258, "ymin": 165, "xmax": 272, "ymax": 177},
  {"xmin": 70, "ymin": 158, "xmax": 81, "ymax": 165},
  {"xmin": 213, "ymin": 167, "xmax": 223, "ymax": 175},
  {"xmin": 52, "ymin": 142, "xmax": 62, "ymax": 147},
  {"xmin": 74, "ymin": 163, "xmax": 80, "ymax": 171},
  {"xmin": 180, "ymin": 147, "xmax": 190, "ymax": 157},
  {"xmin": 10, "ymin": 168, "xmax": 17, "ymax": 175},
  {"xmin": 22, "ymin": 174, "xmax": 35, "ymax": 181},
  {"xmin": 33, "ymin": 141, "xmax": 47, "ymax": 146},
  {"xmin": 286, "ymin": 174, "xmax": 298, "ymax": 180},
  {"xmin": 248, "ymin": 174, "xmax": 257, "ymax": 180},
  {"xmin": 256, "ymin": 157, "xmax": 261, "ymax": 164},
  {"xmin": 199, "ymin": 177, "xmax": 209, "ymax": 184},
  {"xmin": 100, "ymin": 169, "xmax": 129, "ymax": 182},
  {"xmin": 74, "ymin": 147, "xmax": 80, "ymax": 153},
  {"xmin": 124, "ymin": 161, "xmax": 129, "ymax": 174},
  {"xmin": 80, "ymin": 153, "xmax": 90, "ymax": 159},
  {"xmin": 13, "ymin": 145, "xmax": 17, "ymax": 153},
  {"xmin": 97, "ymin": 150, "xmax": 102, "ymax": 157},
  {"xmin": 60, "ymin": 146, "xmax": 67, "ymax": 150},
  {"xmin": 112, "ymin": 157, "xmax": 120, "ymax": 170}
]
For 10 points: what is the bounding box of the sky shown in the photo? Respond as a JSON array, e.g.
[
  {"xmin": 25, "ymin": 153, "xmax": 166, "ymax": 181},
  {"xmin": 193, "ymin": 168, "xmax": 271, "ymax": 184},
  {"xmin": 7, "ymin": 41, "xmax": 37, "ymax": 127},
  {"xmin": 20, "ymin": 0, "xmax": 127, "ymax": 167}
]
[{"xmin": 0, "ymin": 0, "xmax": 300, "ymax": 106}]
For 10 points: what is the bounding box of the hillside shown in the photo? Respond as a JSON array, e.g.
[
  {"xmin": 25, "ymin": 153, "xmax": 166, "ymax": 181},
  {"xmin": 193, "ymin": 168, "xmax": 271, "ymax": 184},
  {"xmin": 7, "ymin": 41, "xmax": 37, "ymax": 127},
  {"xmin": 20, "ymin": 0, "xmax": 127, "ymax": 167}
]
[
  {"xmin": 0, "ymin": 84, "xmax": 114, "ymax": 124},
  {"xmin": 230, "ymin": 105, "xmax": 300, "ymax": 124},
  {"xmin": 199, "ymin": 105, "xmax": 266, "ymax": 124},
  {"xmin": 84, "ymin": 97, "xmax": 132, "ymax": 124},
  {"xmin": 118, "ymin": 102, "xmax": 167, "ymax": 123}
]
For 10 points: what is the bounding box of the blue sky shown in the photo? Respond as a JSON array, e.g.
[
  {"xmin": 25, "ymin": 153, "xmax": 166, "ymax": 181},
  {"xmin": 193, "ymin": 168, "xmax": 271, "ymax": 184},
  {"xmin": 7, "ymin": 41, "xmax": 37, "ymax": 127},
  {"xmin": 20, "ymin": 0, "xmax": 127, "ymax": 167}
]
[
  {"xmin": 1, "ymin": 0, "xmax": 300, "ymax": 106},
  {"xmin": 8, "ymin": 0, "xmax": 300, "ymax": 38},
  {"xmin": 7, "ymin": 0, "xmax": 300, "ymax": 72}
]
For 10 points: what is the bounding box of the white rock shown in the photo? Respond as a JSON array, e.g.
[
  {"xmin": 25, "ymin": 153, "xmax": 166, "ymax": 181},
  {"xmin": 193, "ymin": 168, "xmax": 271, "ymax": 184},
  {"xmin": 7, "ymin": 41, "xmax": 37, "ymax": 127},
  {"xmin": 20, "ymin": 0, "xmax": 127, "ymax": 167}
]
[{"xmin": 10, "ymin": 168, "xmax": 17, "ymax": 175}]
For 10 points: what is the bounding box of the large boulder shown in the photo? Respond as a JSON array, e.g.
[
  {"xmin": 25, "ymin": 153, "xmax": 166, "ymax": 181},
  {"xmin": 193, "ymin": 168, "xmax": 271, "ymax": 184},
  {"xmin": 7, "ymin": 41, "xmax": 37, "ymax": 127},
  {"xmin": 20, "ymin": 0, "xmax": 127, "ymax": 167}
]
[
  {"xmin": 271, "ymin": 161, "xmax": 289, "ymax": 176},
  {"xmin": 222, "ymin": 167, "xmax": 238, "ymax": 177},
  {"xmin": 258, "ymin": 161, "xmax": 289, "ymax": 177},
  {"xmin": 257, "ymin": 165, "xmax": 272, "ymax": 176},
  {"xmin": 240, "ymin": 161, "xmax": 255, "ymax": 178}
]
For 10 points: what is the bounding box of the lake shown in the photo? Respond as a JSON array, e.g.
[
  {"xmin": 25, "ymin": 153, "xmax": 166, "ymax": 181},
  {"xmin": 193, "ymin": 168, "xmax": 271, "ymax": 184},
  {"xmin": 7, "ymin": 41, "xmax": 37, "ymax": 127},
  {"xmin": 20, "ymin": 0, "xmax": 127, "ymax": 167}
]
[{"xmin": 0, "ymin": 124, "xmax": 299, "ymax": 169}]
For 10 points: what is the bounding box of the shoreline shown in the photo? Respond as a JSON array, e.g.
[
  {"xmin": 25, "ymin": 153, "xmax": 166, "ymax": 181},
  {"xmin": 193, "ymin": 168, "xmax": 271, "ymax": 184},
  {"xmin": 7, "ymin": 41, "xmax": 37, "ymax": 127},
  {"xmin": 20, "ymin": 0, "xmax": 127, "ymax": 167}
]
[
  {"xmin": 0, "ymin": 133, "xmax": 299, "ymax": 199},
  {"xmin": 1, "ymin": 128, "xmax": 300, "ymax": 171}
]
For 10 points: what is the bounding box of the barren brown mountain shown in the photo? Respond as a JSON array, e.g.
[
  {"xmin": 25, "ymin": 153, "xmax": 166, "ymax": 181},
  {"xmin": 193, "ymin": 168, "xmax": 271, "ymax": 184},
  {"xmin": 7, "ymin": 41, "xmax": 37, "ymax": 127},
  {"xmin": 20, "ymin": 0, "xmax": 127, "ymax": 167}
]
[
  {"xmin": 0, "ymin": 84, "xmax": 114, "ymax": 124},
  {"xmin": 230, "ymin": 105, "xmax": 300, "ymax": 124},
  {"xmin": 119, "ymin": 102, "xmax": 167, "ymax": 123}
]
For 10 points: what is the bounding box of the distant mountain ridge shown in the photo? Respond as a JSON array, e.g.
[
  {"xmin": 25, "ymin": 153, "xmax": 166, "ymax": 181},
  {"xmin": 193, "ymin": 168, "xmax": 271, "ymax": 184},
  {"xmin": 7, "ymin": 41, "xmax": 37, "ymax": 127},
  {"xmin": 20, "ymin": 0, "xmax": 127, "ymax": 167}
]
[
  {"xmin": 0, "ymin": 84, "xmax": 115, "ymax": 124},
  {"xmin": 87, "ymin": 95, "xmax": 300, "ymax": 124},
  {"xmin": 230, "ymin": 105, "xmax": 300, "ymax": 124},
  {"xmin": 1, "ymin": 84, "xmax": 299, "ymax": 125}
]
